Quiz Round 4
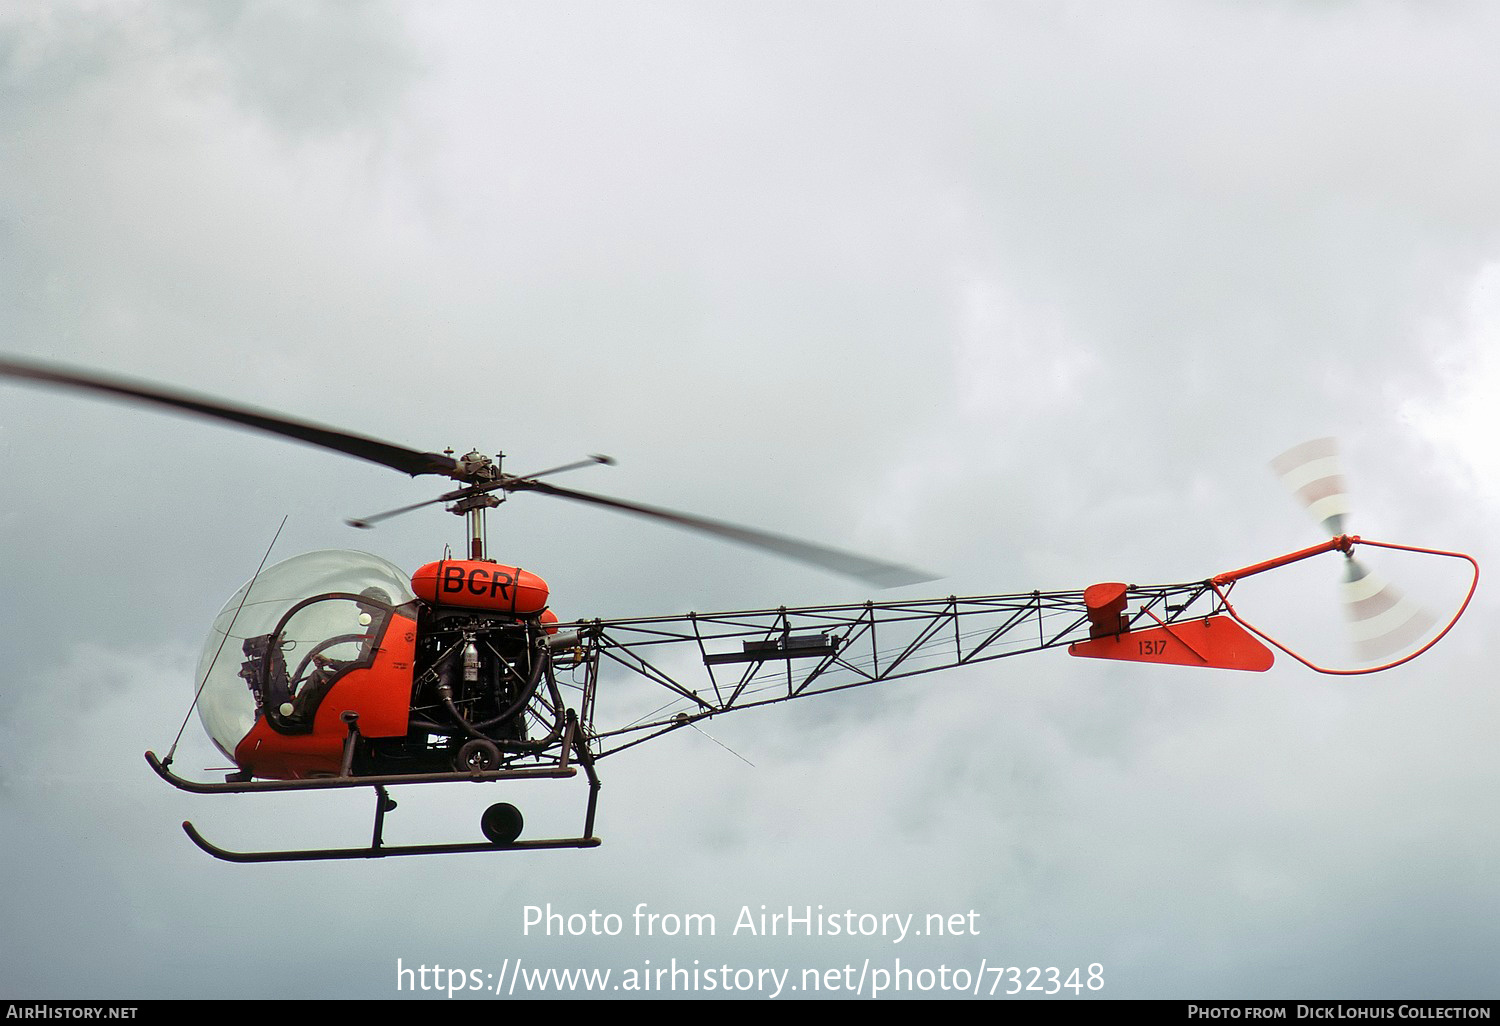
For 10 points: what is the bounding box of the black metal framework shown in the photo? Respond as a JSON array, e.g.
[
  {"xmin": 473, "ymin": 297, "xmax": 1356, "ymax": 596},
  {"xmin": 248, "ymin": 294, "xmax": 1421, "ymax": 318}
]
[{"xmin": 568, "ymin": 580, "xmax": 1222, "ymax": 759}]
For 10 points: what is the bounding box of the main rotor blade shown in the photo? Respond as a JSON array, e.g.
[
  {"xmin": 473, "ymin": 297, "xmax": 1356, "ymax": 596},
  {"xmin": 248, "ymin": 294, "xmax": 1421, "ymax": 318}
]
[
  {"xmin": 510, "ymin": 478, "xmax": 938, "ymax": 589},
  {"xmin": 0, "ymin": 354, "xmax": 461, "ymax": 479}
]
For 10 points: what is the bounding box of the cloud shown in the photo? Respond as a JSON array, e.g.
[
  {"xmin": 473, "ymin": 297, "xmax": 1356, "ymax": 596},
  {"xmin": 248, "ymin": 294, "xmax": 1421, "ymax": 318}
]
[{"xmin": 1, "ymin": 0, "xmax": 1497, "ymax": 1000}]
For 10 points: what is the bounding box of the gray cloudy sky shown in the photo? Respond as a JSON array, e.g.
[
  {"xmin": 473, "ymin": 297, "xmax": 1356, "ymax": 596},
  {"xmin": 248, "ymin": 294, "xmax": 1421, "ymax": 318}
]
[{"xmin": 2, "ymin": 0, "xmax": 1497, "ymax": 1000}]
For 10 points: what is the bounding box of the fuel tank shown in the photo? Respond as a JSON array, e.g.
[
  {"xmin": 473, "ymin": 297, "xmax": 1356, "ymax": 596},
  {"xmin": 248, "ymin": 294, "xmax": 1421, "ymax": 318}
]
[{"xmin": 411, "ymin": 559, "xmax": 550, "ymax": 616}]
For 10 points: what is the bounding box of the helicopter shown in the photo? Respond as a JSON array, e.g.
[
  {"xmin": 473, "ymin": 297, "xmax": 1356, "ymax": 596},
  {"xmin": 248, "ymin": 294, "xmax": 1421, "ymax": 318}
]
[{"xmin": 0, "ymin": 356, "xmax": 1479, "ymax": 863}]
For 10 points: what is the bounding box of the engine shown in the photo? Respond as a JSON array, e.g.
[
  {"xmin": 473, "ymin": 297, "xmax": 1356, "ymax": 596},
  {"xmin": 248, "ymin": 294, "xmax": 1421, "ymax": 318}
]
[{"xmin": 355, "ymin": 559, "xmax": 566, "ymax": 775}]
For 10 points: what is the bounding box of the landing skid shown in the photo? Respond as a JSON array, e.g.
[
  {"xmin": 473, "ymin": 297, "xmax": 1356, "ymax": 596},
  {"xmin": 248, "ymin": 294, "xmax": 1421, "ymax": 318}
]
[
  {"xmin": 149, "ymin": 713, "xmax": 603, "ymax": 863},
  {"xmin": 180, "ymin": 795, "xmax": 602, "ymax": 863}
]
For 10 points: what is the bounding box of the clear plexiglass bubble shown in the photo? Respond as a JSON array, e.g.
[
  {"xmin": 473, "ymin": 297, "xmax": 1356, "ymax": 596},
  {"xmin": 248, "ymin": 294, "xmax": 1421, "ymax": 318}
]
[{"xmin": 193, "ymin": 550, "xmax": 416, "ymax": 760}]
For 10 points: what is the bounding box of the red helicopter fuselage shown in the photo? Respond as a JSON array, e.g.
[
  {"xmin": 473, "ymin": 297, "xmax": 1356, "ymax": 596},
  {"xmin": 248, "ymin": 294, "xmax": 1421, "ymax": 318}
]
[{"xmin": 227, "ymin": 557, "xmax": 557, "ymax": 781}]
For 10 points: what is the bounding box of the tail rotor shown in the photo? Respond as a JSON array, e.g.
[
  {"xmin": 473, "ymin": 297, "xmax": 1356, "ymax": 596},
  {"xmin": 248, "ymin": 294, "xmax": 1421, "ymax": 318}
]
[
  {"xmin": 1270, "ymin": 437, "xmax": 1349, "ymax": 536},
  {"xmin": 1270, "ymin": 438, "xmax": 1437, "ymax": 664},
  {"xmin": 1340, "ymin": 556, "xmax": 1437, "ymax": 663}
]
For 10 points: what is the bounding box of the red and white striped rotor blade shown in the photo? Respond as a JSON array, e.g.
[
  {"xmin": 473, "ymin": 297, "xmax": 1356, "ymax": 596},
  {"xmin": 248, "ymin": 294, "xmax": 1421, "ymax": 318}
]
[
  {"xmin": 1342, "ymin": 557, "xmax": 1438, "ymax": 663},
  {"xmin": 1269, "ymin": 437, "xmax": 1349, "ymax": 536},
  {"xmin": 1272, "ymin": 438, "xmax": 1438, "ymax": 662}
]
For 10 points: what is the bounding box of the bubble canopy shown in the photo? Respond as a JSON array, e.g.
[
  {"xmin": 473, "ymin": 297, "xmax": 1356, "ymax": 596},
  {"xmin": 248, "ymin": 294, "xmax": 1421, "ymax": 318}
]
[{"xmin": 194, "ymin": 550, "xmax": 416, "ymax": 760}]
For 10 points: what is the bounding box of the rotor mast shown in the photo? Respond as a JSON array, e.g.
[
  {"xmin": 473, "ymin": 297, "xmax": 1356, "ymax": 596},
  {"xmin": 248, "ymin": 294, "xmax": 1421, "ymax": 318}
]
[{"xmin": 445, "ymin": 448, "xmax": 503, "ymax": 561}]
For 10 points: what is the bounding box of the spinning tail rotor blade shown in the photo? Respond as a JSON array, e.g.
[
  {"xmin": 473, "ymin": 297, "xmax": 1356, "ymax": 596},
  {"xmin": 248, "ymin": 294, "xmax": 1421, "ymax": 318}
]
[
  {"xmin": 1342, "ymin": 557, "xmax": 1438, "ymax": 663},
  {"xmin": 1269, "ymin": 437, "xmax": 1349, "ymax": 536},
  {"xmin": 1270, "ymin": 437, "xmax": 1438, "ymax": 663}
]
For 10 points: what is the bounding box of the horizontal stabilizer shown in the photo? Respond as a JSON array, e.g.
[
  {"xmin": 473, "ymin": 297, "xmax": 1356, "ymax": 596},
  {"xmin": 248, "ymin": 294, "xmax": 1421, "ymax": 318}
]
[{"xmin": 1068, "ymin": 616, "xmax": 1274, "ymax": 672}]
